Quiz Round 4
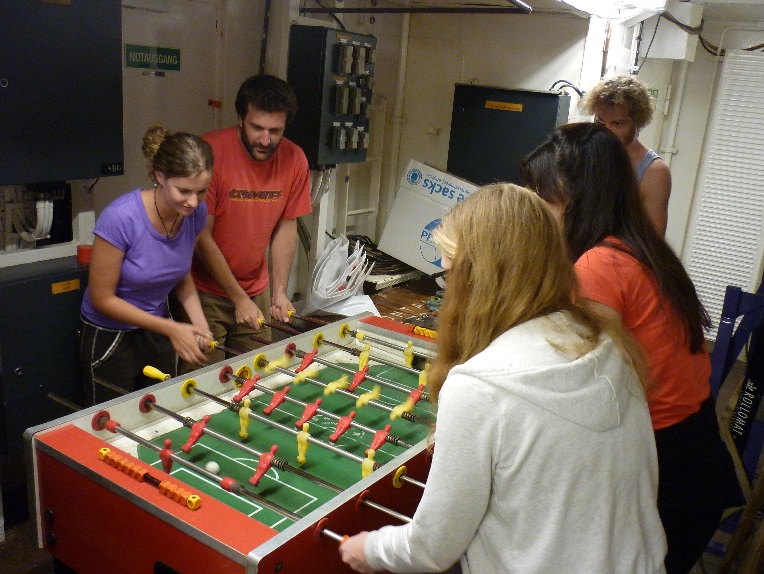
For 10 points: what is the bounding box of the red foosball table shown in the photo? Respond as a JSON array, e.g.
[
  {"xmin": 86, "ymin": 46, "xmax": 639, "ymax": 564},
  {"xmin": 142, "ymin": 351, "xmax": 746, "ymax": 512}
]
[{"xmin": 24, "ymin": 314, "xmax": 437, "ymax": 573}]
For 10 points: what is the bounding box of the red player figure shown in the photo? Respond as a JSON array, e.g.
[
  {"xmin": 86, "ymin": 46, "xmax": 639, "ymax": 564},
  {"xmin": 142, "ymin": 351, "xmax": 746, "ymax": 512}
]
[
  {"xmin": 329, "ymin": 411, "xmax": 356, "ymax": 443},
  {"xmin": 408, "ymin": 384, "xmax": 426, "ymax": 406},
  {"xmin": 348, "ymin": 366, "xmax": 369, "ymax": 392},
  {"xmin": 295, "ymin": 398, "xmax": 323, "ymax": 427},
  {"xmin": 295, "ymin": 348, "xmax": 318, "ymax": 372},
  {"xmin": 233, "ymin": 375, "xmax": 261, "ymax": 403},
  {"xmin": 367, "ymin": 424, "xmax": 392, "ymax": 455},
  {"xmin": 263, "ymin": 385, "xmax": 291, "ymax": 415},
  {"xmin": 159, "ymin": 439, "xmax": 173, "ymax": 473},
  {"xmin": 182, "ymin": 415, "xmax": 211, "ymax": 453},
  {"xmin": 249, "ymin": 445, "xmax": 279, "ymax": 487}
]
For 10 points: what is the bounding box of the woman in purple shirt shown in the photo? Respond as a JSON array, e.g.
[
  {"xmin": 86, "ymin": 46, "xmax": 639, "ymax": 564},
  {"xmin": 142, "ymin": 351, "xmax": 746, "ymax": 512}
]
[{"xmin": 79, "ymin": 125, "xmax": 214, "ymax": 405}]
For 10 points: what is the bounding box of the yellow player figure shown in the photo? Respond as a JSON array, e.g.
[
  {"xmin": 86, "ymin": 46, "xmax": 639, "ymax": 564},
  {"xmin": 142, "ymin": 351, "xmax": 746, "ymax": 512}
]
[
  {"xmin": 358, "ymin": 344, "xmax": 371, "ymax": 370},
  {"xmin": 390, "ymin": 401, "xmax": 411, "ymax": 421},
  {"xmin": 361, "ymin": 449, "xmax": 376, "ymax": 478},
  {"xmin": 296, "ymin": 423, "xmax": 311, "ymax": 464},
  {"xmin": 294, "ymin": 367, "xmax": 320, "ymax": 384},
  {"xmin": 239, "ymin": 398, "xmax": 252, "ymax": 439},
  {"xmin": 403, "ymin": 341, "xmax": 414, "ymax": 368},
  {"xmin": 265, "ymin": 353, "xmax": 291, "ymax": 373},
  {"xmin": 419, "ymin": 362, "xmax": 430, "ymax": 387},
  {"xmin": 324, "ymin": 375, "xmax": 349, "ymax": 395},
  {"xmin": 356, "ymin": 385, "xmax": 381, "ymax": 408}
]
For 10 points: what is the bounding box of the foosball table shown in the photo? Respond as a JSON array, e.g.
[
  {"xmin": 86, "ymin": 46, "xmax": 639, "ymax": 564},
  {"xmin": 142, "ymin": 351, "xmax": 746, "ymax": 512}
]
[{"xmin": 24, "ymin": 314, "xmax": 437, "ymax": 573}]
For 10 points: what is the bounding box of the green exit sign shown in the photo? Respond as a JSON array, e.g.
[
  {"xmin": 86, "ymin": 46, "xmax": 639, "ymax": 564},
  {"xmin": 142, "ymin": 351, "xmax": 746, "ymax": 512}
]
[
  {"xmin": 125, "ymin": 44, "xmax": 180, "ymax": 71},
  {"xmin": 649, "ymin": 88, "xmax": 659, "ymax": 100}
]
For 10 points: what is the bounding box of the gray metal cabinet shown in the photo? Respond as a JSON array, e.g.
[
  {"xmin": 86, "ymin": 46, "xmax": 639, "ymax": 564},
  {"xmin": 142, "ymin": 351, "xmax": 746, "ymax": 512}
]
[{"xmin": 0, "ymin": 258, "xmax": 88, "ymax": 456}]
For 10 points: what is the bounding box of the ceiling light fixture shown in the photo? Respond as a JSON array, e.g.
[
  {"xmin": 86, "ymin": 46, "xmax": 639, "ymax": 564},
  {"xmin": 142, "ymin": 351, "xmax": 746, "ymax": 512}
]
[{"xmin": 559, "ymin": 0, "xmax": 666, "ymax": 20}]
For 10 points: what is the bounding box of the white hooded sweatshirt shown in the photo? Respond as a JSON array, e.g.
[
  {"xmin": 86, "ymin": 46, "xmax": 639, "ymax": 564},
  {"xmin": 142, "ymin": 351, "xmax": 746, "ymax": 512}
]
[{"xmin": 365, "ymin": 312, "xmax": 667, "ymax": 574}]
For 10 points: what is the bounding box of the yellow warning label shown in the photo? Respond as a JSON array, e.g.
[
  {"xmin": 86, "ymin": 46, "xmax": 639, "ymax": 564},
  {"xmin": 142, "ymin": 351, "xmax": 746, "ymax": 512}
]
[
  {"xmin": 485, "ymin": 101, "xmax": 523, "ymax": 112},
  {"xmin": 51, "ymin": 279, "xmax": 81, "ymax": 295}
]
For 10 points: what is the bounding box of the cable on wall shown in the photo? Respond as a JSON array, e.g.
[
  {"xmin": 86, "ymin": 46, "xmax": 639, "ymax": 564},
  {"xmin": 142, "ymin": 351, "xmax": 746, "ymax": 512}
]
[
  {"xmin": 635, "ymin": 15, "xmax": 661, "ymax": 73},
  {"xmin": 548, "ymin": 79, "xmax": 583, "ymax": 96},
  {"xmin": 658, "ymin": 10, "xmax": 764, "ymax": 57}
]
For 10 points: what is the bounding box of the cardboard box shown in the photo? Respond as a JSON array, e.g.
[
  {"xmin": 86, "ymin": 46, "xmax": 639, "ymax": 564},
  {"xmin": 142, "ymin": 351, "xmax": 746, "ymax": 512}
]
[{"xmin": 378, "ymin": 160, "xmax": 477, "ymax": 274}]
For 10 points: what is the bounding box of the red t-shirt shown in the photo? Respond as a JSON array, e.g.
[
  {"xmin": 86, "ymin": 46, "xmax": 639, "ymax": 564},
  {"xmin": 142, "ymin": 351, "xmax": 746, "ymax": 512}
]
[
  {"xmin": 575, "ymin": 238, "xmax": 710, "ymax": 430},
  {"xmin": 193, "ymin": 127, "xmax": 311, "ymax": 297}
]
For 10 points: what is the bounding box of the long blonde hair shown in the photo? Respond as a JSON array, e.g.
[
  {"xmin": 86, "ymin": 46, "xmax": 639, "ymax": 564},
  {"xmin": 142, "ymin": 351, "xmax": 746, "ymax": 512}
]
[{"xmin": 428, "ymin": 183, "xmax": 647, "ymax": 404}]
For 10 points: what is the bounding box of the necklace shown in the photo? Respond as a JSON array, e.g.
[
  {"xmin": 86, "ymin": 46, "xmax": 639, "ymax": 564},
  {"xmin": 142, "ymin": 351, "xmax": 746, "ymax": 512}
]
[{"xmin": 154, "ymin": 184, "xmax": 179, "ymax": 239}]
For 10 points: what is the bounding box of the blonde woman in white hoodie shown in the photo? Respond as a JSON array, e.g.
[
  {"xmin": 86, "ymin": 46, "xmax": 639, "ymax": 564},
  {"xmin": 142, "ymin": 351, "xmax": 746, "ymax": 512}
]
[{"xmin": 340, "ymin": 184, "xmax": 667, "ymax": 574}]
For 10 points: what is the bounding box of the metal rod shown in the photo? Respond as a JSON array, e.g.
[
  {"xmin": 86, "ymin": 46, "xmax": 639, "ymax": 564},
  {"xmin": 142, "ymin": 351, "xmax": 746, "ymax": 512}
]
[
  {"xmin": 297, "ymin": 349, "xmax": 430, "ymax": 403},
  {"xmin": 361, "ymin": 498, "xmax": 412, "ymax": 523},
  {"xmin": 401, "ymin": 474, "xmax": 426, "ymax": 489},
  {"xmin": 99, "ymin": 416, "xmax": 301, "ymax": 521},
  {"xmin": 229, "ymin": 362, "xmax": 424, "ymax": 431},
  {"xmin": 250, "ymin": 334, "xmax": 272, "ymax": 346},
  {"xmin": 261, "ymin": 319, "xmax": 301, "ymax": 336},
  {"xmin": 94, "ymin": 378, "xmax": 130, "ymax": 396},
  {"xmin": 228, "ymin": 365, "xmax": 377, "ymax": 436},
  {"xmin": 321, "ymin": 338, "xmax": 421, "ymax": 375},
  {"xmin": 189, "ymin": 384, "xmax": 372, "ymax": 466},
  {"xmin": 211, "ymin": 341, "xmax": 244, "ymax": 356},
  {"xmin": 256, "ymin": 360, "xmax": 423, "ymax": 435},
  {"xmin": 289, "ymin": 311, "xmax": 330, "ymax": 326},
  {"xmin": 344, "ymin": 326, "xmax": 434, "ymax": 360},
  {"xmin": 46, "ymin": 393, "xmax": 82, "ymax": 412},
  {"xmin": 145, "ymin": 398, "xmax": 343, "ymax": 492},
  {"xmin": 301, "ymin": 6, "xmax": 532, "ymax": 15},
  {"xmin": 297, "ymin": 350, "xmax": 427, "ymax": 401},
  {"xmin": 321, "ymin": 528, "xmax": 345, "ymax": 543}
]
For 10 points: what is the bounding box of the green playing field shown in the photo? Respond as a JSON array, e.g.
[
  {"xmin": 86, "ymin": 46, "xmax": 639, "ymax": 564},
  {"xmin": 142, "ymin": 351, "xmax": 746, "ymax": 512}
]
[{"xmin": 137, "ymin": 362, "xmax": 433, "ymax": 531}]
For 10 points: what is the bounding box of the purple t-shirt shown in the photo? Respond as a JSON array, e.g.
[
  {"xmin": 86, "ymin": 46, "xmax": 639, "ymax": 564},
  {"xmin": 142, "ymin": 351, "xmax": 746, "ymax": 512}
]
[{"xmin": 81, "ymin": 188, "xmax": 207, "ymax": 330}]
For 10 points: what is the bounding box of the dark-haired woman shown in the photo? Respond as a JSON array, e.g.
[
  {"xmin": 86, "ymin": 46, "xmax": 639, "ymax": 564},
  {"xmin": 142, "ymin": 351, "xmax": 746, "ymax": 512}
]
[
  {"xmin": 520, "ymin": 122, "xmax": 737, "ymax": 574},
  {"xmin": 79, "ymin": 125, "xmax": 214, "ymax": 405}
]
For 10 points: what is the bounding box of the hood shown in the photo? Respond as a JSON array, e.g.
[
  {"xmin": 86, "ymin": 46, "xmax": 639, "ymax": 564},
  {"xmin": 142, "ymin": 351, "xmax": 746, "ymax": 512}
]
[{"xmin": 449, "ymin": 313, "xmax": 642, "ymax": 432}]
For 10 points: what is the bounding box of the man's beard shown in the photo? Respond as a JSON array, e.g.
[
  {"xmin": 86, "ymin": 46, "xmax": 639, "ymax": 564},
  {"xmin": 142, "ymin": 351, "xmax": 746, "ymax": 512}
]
[{"xmin": 241, "ymin": 129, "xmax": 279, "ymax": 161}]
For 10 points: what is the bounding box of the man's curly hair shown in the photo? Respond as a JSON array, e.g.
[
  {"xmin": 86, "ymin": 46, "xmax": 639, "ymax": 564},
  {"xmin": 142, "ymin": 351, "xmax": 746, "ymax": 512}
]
[{"xmin": 583, "ymin": 75, "xmax": 655, "ymax": 130}]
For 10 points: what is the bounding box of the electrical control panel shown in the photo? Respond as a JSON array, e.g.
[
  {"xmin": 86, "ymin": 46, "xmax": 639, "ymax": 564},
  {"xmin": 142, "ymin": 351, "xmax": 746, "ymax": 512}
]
[{"xmin": 286, "ymin": 25, "xmax": 377, "ymax": 168}]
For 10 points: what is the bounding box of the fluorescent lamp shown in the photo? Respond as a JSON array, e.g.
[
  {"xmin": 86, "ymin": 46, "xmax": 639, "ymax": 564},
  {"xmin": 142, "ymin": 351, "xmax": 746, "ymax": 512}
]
[{"xmin": 560, "ymin": 0, "xmax": 666, "ymax": 19}]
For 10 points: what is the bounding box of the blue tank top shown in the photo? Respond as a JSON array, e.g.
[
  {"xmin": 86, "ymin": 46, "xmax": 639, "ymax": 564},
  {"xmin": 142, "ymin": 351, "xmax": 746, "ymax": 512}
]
[{"xmin": 636, "ymin": 149, "xmax": 660, "ymax": 182}]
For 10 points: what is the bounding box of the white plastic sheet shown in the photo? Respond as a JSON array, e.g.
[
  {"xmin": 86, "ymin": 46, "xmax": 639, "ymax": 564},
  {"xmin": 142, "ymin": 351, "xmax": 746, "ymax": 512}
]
[{"xmin": 302, "ymin": 235, "xmax": 374, "ymax": 314}]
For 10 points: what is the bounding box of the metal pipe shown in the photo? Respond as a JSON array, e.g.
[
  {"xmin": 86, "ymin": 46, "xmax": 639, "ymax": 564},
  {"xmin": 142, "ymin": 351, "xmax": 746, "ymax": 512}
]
[
  {"xmin": 301, "ymin": 5, "xmax": 532, "ymax": 14},
  {"xmin": 145, "ymin": 398, "xmax": 342, "ymax": 492},
  {"xmin": 320, "ymin": 337, "xmax": 421, "ymax": 375},
  {"xmin": 97, "ymin": 415, "xmax": 302, "ymax": 521},
  {"xmin": 190, "ymin": 384, "xmax": 370, "ymax": 465},
  {"xmin": 291, "ymin": 350, "xmax": 426, "ymax": 400}
]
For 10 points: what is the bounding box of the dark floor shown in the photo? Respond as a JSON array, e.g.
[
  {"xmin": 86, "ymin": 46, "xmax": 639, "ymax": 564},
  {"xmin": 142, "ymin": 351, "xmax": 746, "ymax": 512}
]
[{"xmin": 0, "ymin": 484, "xmax": 53, "ymax": 574}]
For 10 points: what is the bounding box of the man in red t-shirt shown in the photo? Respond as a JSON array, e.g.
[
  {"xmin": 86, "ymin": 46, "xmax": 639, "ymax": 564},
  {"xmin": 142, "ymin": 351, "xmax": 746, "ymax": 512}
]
[{"xmin": 190, "ymin": 75, "xmax": 311, "ymax": 363}]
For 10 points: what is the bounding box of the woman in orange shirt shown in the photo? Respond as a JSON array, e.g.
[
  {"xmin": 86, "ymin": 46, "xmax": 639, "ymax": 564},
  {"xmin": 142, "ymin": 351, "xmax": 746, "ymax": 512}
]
[{"xmin": 520, "ymin": 122, "xmax": 737, "ymax": 574}]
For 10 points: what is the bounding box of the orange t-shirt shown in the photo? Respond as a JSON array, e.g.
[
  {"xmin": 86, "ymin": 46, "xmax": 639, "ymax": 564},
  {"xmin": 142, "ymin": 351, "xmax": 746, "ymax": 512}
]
[
  {"xmin": 575, "ymin": 238, "xmax": 710, "ymax": 430},
  {"xmin": 193, "ymin": 127, "xmax": 311, "ymax": 297}
]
